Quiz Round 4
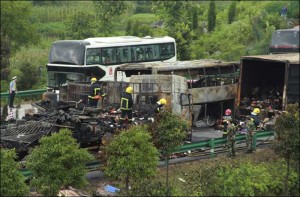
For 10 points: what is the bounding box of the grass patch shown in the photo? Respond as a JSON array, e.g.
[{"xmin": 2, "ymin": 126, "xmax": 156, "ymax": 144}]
[{"xmin": 128, "ymin": 13, "xmax": 159, "ymax": 24}]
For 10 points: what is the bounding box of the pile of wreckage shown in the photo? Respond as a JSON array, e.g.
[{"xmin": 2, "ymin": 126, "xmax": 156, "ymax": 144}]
[{"xmin": 0, "ymin": 99, "xmax": 157, "ymax": 156}]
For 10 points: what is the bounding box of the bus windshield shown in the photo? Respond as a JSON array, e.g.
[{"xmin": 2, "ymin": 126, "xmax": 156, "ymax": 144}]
[
  {"xmin": 270, "ymin": 27, "xmax": 299, "ymax": 54},
  {"xmin": 49, "ymin": 40, "xmax": 90, "ymax": 65},
  {"xmin": 271, "ymin": 31, "xmax": 299, "ymax": 46}
]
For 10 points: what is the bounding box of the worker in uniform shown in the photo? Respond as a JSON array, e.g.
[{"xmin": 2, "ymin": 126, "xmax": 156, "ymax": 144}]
[
  {"xmin": 226, "ymin": 120, "xmax": 237, "ymax": 157},
  {"xmin": 250, "ymin": 108, "xmax": 261, "ymax": 129},
  {"xmin": 154, "ymin": 98, "xmax": 167, "ymax": 114},
  {"xmin": 88, "ymin": 78, "xmax": 106, "ymax": 107},
  {"xmin": 222, "ymin": 109, "xmax": 232, "ymax": 138},
  {"xmin": 9, "ymin": 76, "xmax": 18, "ymax": 108},
  {"xmin": 144, "ymin": 98, "xmax": 167, "ymax": 123},
  {"xmin": 245, "ymin": 115, "xmax": 256, "ymax": 153},
  {"xmin": 118, "ymin": 86, "xmax": 134, "ymax": 125}
]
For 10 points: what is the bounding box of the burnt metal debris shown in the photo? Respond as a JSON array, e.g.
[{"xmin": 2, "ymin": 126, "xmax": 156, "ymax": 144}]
[
  {"xmin": 1, "ymin": 121, "xmax": 53, "ymax": 152},
  {"xmin": 0, "ymin": 99, "xmax": 155, "ymax": 156}
]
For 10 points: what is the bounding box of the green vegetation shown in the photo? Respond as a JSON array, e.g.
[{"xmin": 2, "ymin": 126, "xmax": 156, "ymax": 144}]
[
  {"xmin": 103, "ymin": 125, "xmax": 159, "ymax": 193},
  {"xmin": 26, "ymin": 129, "xmax": 94, "ymax": 196},
  {"xmin": 155, "ymin": 149, "xmax": 299, "ymax": 196},
  {"xmin": 208, "ymin": 1, "xmax": 216, "ymax": 32},
  {"xmin": 148, "ymin": 110, "xmax": 188, "ymax": 195},
  {"xmin": 0, "ymin": 149, "xmax": 30, "ymax": 196},
  {"xmin": 228, "ymin": 2, "xmax": 237, "ymax": 24},
  {"xmin": 274, "ymin": 103, "xmax": 300, "ymax": 196}
]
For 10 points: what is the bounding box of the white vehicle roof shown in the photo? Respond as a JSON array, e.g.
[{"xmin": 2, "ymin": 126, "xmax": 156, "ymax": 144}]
[{"xmin": 84, "ymin": 36, "xmax": 175, "ymax": 47}]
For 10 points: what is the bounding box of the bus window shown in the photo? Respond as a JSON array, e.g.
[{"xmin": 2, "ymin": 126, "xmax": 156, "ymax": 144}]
[
  {"xmin": 145, "ymin": 45, "xmax": 153, "ymax": 60},
  {"xmin": 219, "ymin": 65, "xmax": 236, "ymax": 85},
  {"xmin": 102, "ymin": 49, "xmax": 112, "ymax": 65},
  {"xmin": 197, "ymin": 68, "xmax": 206, "ymax": 87},
  {"xmin": 131, "ymin": 47, "xmax": 137, "ymax": 61},
  {"xmin": 86, "ymin": 49, "xmax": 102, "ymax": 65},
  {"xmin": 122, "ymin": 47, "xmax": 129, "ymax": 63},
  {"xmin": 204, "ymin": 67, "xmax": 221, "ymax": 87},
  {"xmin": 137, "ymin": 47, "xmax": 145, "ymax": 61},
  {"xmin": 110, "ymin": 48, "xmax": 116, "ymax": 64},
  {"xmin": 116, "ymin": 48, "xmax": 121, "ymax": 63},
  {"xmin": 159, "ymin": 43, "xmax": 175, "ymax": 59},
  {"xmin": 153, "ymin": 45, "xmax": 159, "ymax": 60}
]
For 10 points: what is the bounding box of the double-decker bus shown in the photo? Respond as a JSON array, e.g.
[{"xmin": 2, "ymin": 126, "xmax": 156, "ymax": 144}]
[{"xmin": 47, "ymin": 36, "xmax": 176, "ymax": 89}]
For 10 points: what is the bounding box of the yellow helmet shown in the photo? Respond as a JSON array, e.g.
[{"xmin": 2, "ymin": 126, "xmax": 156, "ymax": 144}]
[
  {"xmin": 91, "ymin": 77, "xmax": 97, "ymax": 82},
  {"xmin": 253, "ymin": 108, "xmax": 260, "ymax": 114},
  {"xmin": 159, "ymin": 98, "xmax": 167, "ymax": 105},
  {"xmin": 126, "ymin": 86, "xmax": 133, "ymax": 94}
]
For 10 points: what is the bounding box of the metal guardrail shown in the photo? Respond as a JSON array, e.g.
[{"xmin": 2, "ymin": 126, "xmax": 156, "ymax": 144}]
[
  {"xmin": 0, "ymin": 89, "xmax": 47, "ymax": 99},
  {"xmin": 174, "ymin": 130, "xmax": 274, "ymax": 158},
  {"xmin": 20, "ymin": 160, "xmax": 101, "ymax": 180},
  {"xmin": 20, "ymin": 130, "xmax": 274, "ymax": 179}
]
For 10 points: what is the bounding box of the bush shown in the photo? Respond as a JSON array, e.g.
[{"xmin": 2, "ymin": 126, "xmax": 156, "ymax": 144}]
[
  {"xmin": 1, "ymin": 149, "xmax": 30, "ymax": 196},
  {"xmin": 104, "ymin": 125, "xmax": 159, "ymax": 192},
  {"xmin": 26, "ymin": 129, "xmax": 94, "ymax": 196}
]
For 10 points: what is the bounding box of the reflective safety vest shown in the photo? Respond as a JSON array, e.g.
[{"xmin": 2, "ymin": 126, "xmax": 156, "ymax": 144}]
[
  {"xmin": 120, "ymin": 92, "xmax": 133, "ymax": 110},
  {"xmin": 88, "ymin": 82, "xmax": 106, "ymax": 100}
]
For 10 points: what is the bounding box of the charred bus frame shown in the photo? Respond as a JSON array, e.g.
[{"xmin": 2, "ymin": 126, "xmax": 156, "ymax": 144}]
[{"xmin": 114, "ymin": 60, "xmax": 240, "ymax": 126}]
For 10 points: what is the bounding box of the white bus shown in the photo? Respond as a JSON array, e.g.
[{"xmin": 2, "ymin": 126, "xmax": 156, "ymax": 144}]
[{"xmin": 47, "ymin": 36, "xmax": 176, "ymax": 89}]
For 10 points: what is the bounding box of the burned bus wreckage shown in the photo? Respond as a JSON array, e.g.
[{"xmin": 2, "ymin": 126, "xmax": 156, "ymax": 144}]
[
  {"xmin": 1, "ymin": 54, "xmax": 299, "ymax": 156},
  {"xmin": 1, "ymin": 74, "xmax": 191, "ymax": 156}
]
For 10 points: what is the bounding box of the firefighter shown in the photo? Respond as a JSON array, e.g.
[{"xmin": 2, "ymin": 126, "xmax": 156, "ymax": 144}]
[
  {"xmin": 118, "ymin": 86, "xmax": 134, "ymax": 125},
  {"xmin": 88, "ymin": 78, "xmax": 106, "ymax": 107},
  {"xmin": 222, "ymin": 109, "xmax": 232, "ymax": 138},
  {"xmin": 226, "ymin": 120, "xmax": 237, "ymax": 157},
  {"xmin": 245, "ymin": 115, "xmax": 256, "ymax": 153},
  {"xmin": 154, "ymin": 98, "xmax": 167, "ymax": 113},
  {"xmin": 250, "ymin": 108, "xmax": 261, "ymax": 129}
]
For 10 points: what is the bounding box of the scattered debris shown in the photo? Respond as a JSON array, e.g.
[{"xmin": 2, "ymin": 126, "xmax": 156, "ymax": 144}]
[
  {"xmin": 178, "ymin": 178, "xmax": 186, "ymax": 183},
  {"xmin": 95, "ymin": 184, "xmax": 120, "ymax": 196}
]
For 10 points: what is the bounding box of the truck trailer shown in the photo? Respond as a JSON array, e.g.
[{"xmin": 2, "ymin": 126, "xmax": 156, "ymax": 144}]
[{"xmin": 237, "ymin": 53, "xmax": 299, "ymax": 113}]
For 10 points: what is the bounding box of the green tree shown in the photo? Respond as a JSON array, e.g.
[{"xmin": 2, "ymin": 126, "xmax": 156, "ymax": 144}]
[
  {"xmin": 126, "ymin": 20, "xmax": 133, "ymax": 35},
  {"xmin": 131, "ymin": 21, "xmax": 152, "ymax": 37},
  {"xmin": 132, "ymin": 20, "xmax": 140, "ymax": 36},
  {"xmin": 1, "ymin": 149, "xmax": 30, "ymax": 196},
  {"xmin": 18, "ymin": 63, "xmax": 39, "ymax": 90},
  {"xmin": 191, "ymin": 18, "xmax": 252, "ymax": 61},
  {"xmin": 228, "ymin": 2, "xmax": 236, "ymax": 24},
  {"xmin": 93, "ymin": 1, "xmax": 128, "ymax": 36},
  {"xmin": 274, "ymin": 103, "xmax": 300, "ymax": 196},
  {"xmin": 152, "ymin": 1, "xmax": 193, "ymax": 60},
  {"xmin": 0, "ymin": 34, "xmax": 10, "ymax": 80},
  {"xmin": 192, "ymin": 7, "xmax": 199, "ymax": 30},
  {"xmin": 173, "ymin": 22, "xmax": 193, "ymax": 60},
  {"xmin": 0, "ymin": 1, "xmax": 39, "ymax": 80},
  {"xmin": 148, "ymin": 109, "xmax": 188, "ymax": 195},
  {"xmin": 104, "ymin": 125, "xmax": 159, "ymax": 193},
  {"xmin": 288, "ymin": 1, "xmax": 300, "ymax": 19},
  {"xmin": 66, "ymin": 11, "xmax": 97, "ymax": 39},
  {"xmin": 26, "ymin": 129, "xmax": 94, "ymax": 196},
  {"xmin": 207, "ymin": 1, "xmax": 216, "ymax": 32}
]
